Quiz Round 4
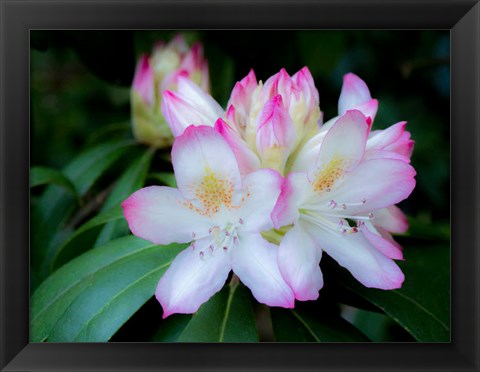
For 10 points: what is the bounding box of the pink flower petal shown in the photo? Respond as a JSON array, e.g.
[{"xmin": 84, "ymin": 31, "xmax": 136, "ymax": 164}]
[
  {"xmin": 327, "ymin": 158, "xmax": 416, "ymax": 215},
  {"xmin": 361, "ymin": 222, "xmax": 404, "ymax": 260},
  {"xmin": 122, "ymin": 186, "xmax": 211, "ymax": 245},
  {"xmin": 262, "ymin": 68, "xmax": 294, "ymax": 107},
  {"xmin": 227, "ymin": 69, "xmax": 257, "ymax": 115},
  {"xmin": 161, "ymin": 90, "xmax": 215, "ymax": 136},
  {"xmin": 373, "ymin": 206, "xmax": 409, "ymax": 234},
  {"xmin": 304, "ymin": 221, "xmax": 405, "ymax": 289},
  {"xmin": 255, "ymin": 95, "xmax": 296, "ymax": 157},
  {"xmin": 171, "ymin": 125, "xmax": 242, "ymax": 200},
  {"xmin": 278, "ymin": 223, "xmax": 323, "ymax": 301},
  {"xmin": 272, "ymin": 172, "xmax": 313, "ymax": 229},
  {"xmin": 179, "ymin": 42, "xmax": 204, "ymax": 72},
  {"xmin": 176, "ymin": 76, "xmax": 224, "ymax": 120},
  {"xmin": 385, "ymin": 131, "xmax": 415, "ymax": 158},
  {"xmin": 338, "ymin": 73, "xmax": 378, "ymax": 121},
  {"xmin": 214, "ymin": 118, "xmax": 260, "ymax": 174},
  {"xmin": 292, "ymin": 66, "xmax": 319, "ymax": 109},
  {"xmin": 309, "ymin": 110, "xmax": 369, "ymax": 182},
  {"xmin": 367, "ymin": 121, "xmax": 408, "ymax": 150},
  {"xmin": 156, "ymin": 238, "xmax": 232, "ymax": 318},
  {"xmin": 232, "ymin": 233, "xmax": 295, "ymax": 308},
  {"xmin": 236, "ymin": 168, "xmax": 282, "ymax": 233},
  {"xmin": 364, "ymin": 149, "xmax": 411, "ymax": 163},
  {"xmin": 132, "ymin": 54, "xmax": 155, "ymax": 106}
]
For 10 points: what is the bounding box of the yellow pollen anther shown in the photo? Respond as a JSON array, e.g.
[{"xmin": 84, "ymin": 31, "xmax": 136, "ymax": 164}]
[
  {"xmin": 183, "ymin": 169, "xmax": 244, "ymax": 217},
  {"xmin": 312, "ymin": 157, "xmax": 345, "ymax": 193}
]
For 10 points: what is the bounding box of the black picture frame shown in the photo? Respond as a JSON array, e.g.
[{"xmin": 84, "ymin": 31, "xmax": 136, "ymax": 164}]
[{"xmin": 1, "ymin": 1, "xmax": 479, "ymax": 371}]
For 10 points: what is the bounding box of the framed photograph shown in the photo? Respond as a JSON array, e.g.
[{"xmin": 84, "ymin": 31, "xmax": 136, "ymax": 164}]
[{"xmin": 1, "ymin": 1, "xmax": 479, "ymax": 371}]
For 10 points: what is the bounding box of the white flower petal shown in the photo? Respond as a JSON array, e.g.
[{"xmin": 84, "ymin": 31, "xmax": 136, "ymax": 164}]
[
  {"xmin": 122, "ymin": 186, "xmax": 211, "ymax": 244},
  {"xmin": 278, "ymin": 222, "xmax": 323, "ymax": 300},
  {"xmin": 156, "ymin": 237, "xmax": 232, "ymax": 317},
  {"xmin": 232, "ymin": 233, "xmax": 294, "ymax": 308},
  {"xmin": 238, "ymin": 169, "xmax": 282, "ymax": 233},
  {"xmin": 304, "ymin": 220, "xmax": 404, "ymax": 289}
]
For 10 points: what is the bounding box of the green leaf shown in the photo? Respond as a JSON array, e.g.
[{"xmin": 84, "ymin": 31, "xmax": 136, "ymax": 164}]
[
  {"xmin": 336, "ymin": 244, "xmax": 450, "ymax": 342},
  {"xmin": 94, "ymin": 148, "xmax": 155, "ymax": 247},
  {"xmin": 31, "ymin": 141, "xmax": 135, "ymax": 282},
  {"xmin": 346, "ymin": 307, "xmax": 414, "ymax": 342},
  {"xmin": 31, "ymin": 235, "xmax": 186, "ymax": 342},
  {"xmin": 152, "ymin": 314, "xmax": 192, "ymax": 342},
  {"xmin": 51, "ymin": 205, "xmax": 124, "ymax": 270},
  {"xmin": 177, "ymin": 280, "xmax": 259, "ymax": 342},
  {"xmin": 148, "ymin": 172, "xmax": 177, "ymax": 188},
  {"xmin": 271, "ymin": 306, "xmax": 370, "ymax": 342},
  {"xmin": 30, "ymin": 166, "xmax": 78, "ymax": 198}
]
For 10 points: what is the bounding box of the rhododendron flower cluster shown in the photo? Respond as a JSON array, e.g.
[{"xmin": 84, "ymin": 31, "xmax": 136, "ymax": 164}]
[
  {"xmin": 123, "ymin": 46, "xmax": 416, "ymax": 317},
  {"xmin": 131, "ymin": 34, "xmax": 210, "ymax": 148}
]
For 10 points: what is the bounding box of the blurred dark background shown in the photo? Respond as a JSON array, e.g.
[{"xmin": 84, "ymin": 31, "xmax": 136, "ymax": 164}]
[{"xmin": 30, "ymin": 29, "xmax": 450, "ymax": 250}]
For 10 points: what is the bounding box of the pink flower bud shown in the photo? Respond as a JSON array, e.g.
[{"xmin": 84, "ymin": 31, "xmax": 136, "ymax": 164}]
[
  {"xmin": 131, "ymin": 34, "xmax": 211, "ymax": 148},
  {"xmin": 255, "ymin": 95, "xmax": 296, "ymax": 170},
  {"xmin": 132, "ymin": 55, "xmax": 155, "ymax": 106}
]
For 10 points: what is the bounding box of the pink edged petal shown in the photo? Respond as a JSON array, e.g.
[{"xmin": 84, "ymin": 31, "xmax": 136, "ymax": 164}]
[
  {"xmin": 327, "ymin": 158, "xmax": 416, "ymax": 215},
  {"xmin": 385, "ymin": 132, "xmax": 415, "ymax": 158},
  {"xmin": 353, "ymin": 99, "xmax": 378, "ymax": 123},
  {"xmin": 310, "ymin": 110, "xmax": 369, "ymax": 180},
  {"xmin": 304, "ymin": 221, "xmax": 405, "ymax": 289},
  {"xmin": 338, "ymin": 73, "xmax": 377, "ymax": 121},
  {"xmin": 377, "ymin": 227, "xmax": 404, "ymax": 251},
  {"xmin": 364, "ymin": 149, "xmax": 411, "ymax": 163},
  {"xmin": 179, "ymin": 42, "xmax": 204, "ymax": 72},
  {"xmin": 292, "ymin": 66, "xmax": 319, "ymax": 108},
  {"xmin": 225, "ymin": 104, "xmax": 249, "ymax": 135},
  {"xmin": 132, "ymin": 54, "xmax": 155, "ymax": 106},
  {"xmin": 156, "ymin": 237, "xmax": 232, "ymax": 318},
  {"xmin": 232, "ymin": 233, "xmax": 295, "ymax": 308},
  {"xmin": 262, "ymin": 68, "xmax": 294, "ymax": 107},
  {"xmin": 176, "ymin": 76, "xmax": 224, "ymax": 119},
  {"xmin": 373, "ymin": 206, "xmax": 409, "ymax": 233},
  {"xmin": 272, "ymin": 172, "xmax": 314, "ymax": 229},
  {"xmin": 227, "ymin": 69, "xmax": 258, "ymax": 112},
  {"xmin": 255, "ymin": 95, "xmax": 296, "ymax": 161},
  {"xmin": 237, "ymin": 168, "xmax": 282, "ymax": 233},
  {"xmin": 367, "ymin": 121, "xmax": 407, "ymax": 150},
  {"xmin": 122, "ymin": 186, "xmax": 211, "ymax": 244},
  {"xmin": 361, "ymin": 222, "xmax": 404, "ymax": 260},
  {"xmin": 172, "ymin": 125, "xmax": 242, "ymax": 200},
  {"xmin": 214, "ymin": 118, "xmax": 260, "ymax": 174},
  {"xmin": 278, "ymin": 222, "xmax": 323, "ymax": 301},
  {"xmin": 160, "ymin": 69, "xmax": 189, "ymax": 93},
  {"xmin": 161, "ymin": 90, "xmax": 215, "ymax": 136}
]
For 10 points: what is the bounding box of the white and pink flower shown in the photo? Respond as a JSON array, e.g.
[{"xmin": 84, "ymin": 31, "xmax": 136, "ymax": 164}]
[
  {"xmin": 131, "ymin": 34, "xmax": 210, "ymax": 148},
  {"xmin": 125, "ymin": 67, "xmax": 417, "ymax": 314},
  {"xmin": 122, "ymin": 125, "xmax": 294, "ymax": 317},
  {"xmin": 272, "ymin": 110, "xmax": 416, "ymax": 301}
]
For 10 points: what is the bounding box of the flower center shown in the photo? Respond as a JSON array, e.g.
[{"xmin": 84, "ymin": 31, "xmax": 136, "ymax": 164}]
[
  {"xmin": 191, "ymin": 219, "xmax": 245, "ymax": 260},
  {"xmin": 183, "ymin": 169, "xmax": 245, "ymax": 217}
]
